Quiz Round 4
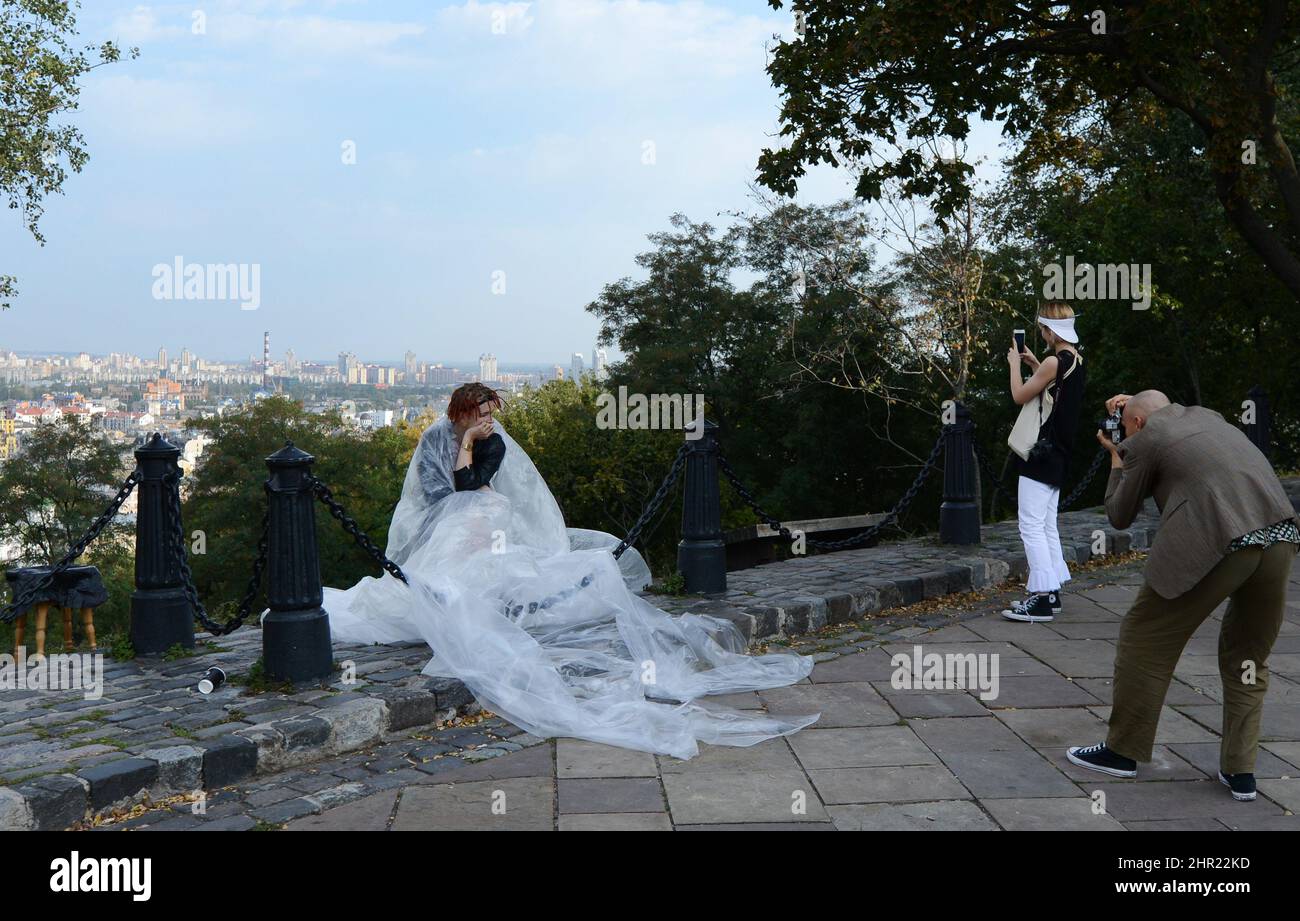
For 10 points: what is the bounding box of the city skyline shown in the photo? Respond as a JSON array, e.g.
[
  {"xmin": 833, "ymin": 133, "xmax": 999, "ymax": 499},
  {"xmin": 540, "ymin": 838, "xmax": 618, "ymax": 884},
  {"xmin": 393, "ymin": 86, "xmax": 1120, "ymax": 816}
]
[{"xmin": 0, "ymin": 2, "xmax": 1005, "ymax": 362}]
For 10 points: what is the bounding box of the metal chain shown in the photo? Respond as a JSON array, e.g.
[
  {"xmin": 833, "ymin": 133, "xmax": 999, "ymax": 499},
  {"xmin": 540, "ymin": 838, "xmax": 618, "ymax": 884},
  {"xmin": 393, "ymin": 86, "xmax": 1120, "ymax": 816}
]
[
  {"xmin": 1059, "ymin": 448, "xmax": 1109, "ymax": 511},
  {"xmin": 718, "ymin": 429, "xmax": 946, "ymax": 552},
  {"xmin": 163, "ymin": 473, "xmax": 268, "ymax": 636},
  {"xmin": 1, "ymin": 468, "xmax": 142, "ymax": 624},
  {"xmin": 306, "ymin": 473, "xmax": 409, "ymax": 584},
  {"xmin": 612, "ymin": 442, "xmax": 691, "ymax": 560}
]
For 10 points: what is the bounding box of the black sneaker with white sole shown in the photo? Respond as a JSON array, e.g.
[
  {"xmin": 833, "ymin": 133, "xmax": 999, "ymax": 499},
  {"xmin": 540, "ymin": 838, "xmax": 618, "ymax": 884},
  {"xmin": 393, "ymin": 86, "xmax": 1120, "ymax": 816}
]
[
  {"xmin": 1049, "ymin": 589, "xmax": 1063, "ymax": 614},
  {"xmin": 1219, "ymin": 771, "xmax": 1257, "ymax": 801},
  {"xmin": 1067, "ymin": 742, "xmax": 1137, "ymax": 778},
  {"xmin": 1001, "ymin": 591, "xmax": 1056, "ymax": 622}
]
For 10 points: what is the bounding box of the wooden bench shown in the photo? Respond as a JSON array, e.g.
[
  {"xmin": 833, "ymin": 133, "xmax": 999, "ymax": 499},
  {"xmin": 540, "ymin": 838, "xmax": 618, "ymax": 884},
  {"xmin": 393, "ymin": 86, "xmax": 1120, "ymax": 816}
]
[{"xmin": 723, "ymin": 513, "xmax": 889, "ymax": 569}]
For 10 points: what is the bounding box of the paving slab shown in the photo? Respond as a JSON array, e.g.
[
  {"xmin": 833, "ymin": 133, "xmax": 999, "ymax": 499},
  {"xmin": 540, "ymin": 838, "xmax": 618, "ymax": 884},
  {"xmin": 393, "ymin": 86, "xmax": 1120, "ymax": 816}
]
[
  {"xmin": 938, "ymin": 749, "xmax": 1081, "ymax": 799},
  {"xmin": 557, "ymin": 777, "xmax": 665, "ymax": 814},
  {"xmin": 789, "ymin": 726, "xmax": 938, "ymax": 770},
  {"xmin": 977, "ymin": 675, "xmax": 1102, "ymax": 709},
  {"xmin": 808, "ymin": 765, "xmax": 969, "ymax": 805},
  {"xmin": 392, "ymin": 777, "xmax": 554, "ymax": 831},
  {"xmin": 662, "ymin": 770, "xmax": 829, "ymax": 824},
  {"xmin": 658, "ymin": 738, "xmax": 800, "ymax": 775},
  {"xmin": 996, "ymin": 708, "xmax": 1111, "ymax": 749},
  {"xmin": 826, "ymin": 800, "xmax": 998, "ymax": 831},
  {"xmin": 758, "ymin": 682, "xmax": 899, "ymax": 728},
  {"xmin": 558, "ymin": 813, "xmax": 673, "ymax": 831},
  {"xmin": 556, "ymin": 740, "xmax": 657, "ymax": 779},
  {"xmin": 982, "ymin": 797, "xmax": 1125, "ymax": 831},
  {"xmin": 910, "ymin": 716, "xmax": 1034, "ymax": 754},
  {"xmin": 1089, "ymin": 780, "xmax": 1287, "ymax": 822},
  {"xmin": 871, "ymin": 683, "xmax": 990, "ymax": 718}
]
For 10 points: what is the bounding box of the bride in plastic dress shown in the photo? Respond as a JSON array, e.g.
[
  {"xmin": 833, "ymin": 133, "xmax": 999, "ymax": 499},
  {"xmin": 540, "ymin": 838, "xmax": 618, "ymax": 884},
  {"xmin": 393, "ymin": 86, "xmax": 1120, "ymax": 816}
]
[{"xmin": 322, "ymin": 383, "xmax": 818, "ymax": 760}]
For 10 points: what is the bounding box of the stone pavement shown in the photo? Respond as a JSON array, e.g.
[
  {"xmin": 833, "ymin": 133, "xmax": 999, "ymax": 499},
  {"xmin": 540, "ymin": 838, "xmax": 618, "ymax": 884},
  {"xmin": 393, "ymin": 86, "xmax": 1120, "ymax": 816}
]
[
  {"xmin": 1, "ymin": 496, "xmax": 1171, "ymax": 830},
  {"xmin": 66, "ymin": 553, "xmax": 1300, "ymax": 830}
]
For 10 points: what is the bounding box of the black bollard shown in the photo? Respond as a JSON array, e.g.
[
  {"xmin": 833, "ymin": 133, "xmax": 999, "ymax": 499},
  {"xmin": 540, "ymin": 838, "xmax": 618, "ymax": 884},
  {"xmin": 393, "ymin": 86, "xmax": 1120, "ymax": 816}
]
[
  {"xmin": 263, "ymin": 442, "xmax": 333, "ymax": 684},
  {"xmin": 678, "ymin": 420, "xmax": 727, "ymax": 593},
  {"xmin": 1245, "ymin": 385, "xmax": 1273, "ymax": 461},
  {"xmin": 939, "ymin": 402, "xmax": 981, "ymax": 544},
  {"xmin": 130, "ymin": 433, "xmax": 195, "ymax": 655}
]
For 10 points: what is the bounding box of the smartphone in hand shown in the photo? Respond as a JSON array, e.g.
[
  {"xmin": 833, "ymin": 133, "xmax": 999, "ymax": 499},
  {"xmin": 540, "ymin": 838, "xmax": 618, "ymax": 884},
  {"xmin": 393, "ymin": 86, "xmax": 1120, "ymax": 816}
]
[{"xmin": 1013, "ymin": 329, "xmax": 1026, "ymax": 354}]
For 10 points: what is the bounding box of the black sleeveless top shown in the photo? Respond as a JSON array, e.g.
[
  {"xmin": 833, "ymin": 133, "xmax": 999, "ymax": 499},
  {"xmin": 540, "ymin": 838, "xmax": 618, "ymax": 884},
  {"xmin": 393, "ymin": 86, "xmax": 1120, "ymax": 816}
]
[{"xmin": 1017, "ymin": 349, "xmax": 1085, "ymax": 489}]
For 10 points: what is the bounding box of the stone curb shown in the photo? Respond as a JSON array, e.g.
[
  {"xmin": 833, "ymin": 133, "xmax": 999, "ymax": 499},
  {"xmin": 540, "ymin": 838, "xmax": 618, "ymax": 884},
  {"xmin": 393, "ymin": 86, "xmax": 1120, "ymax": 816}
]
[
  {"xmin": 654, "ymin": 516, "xmax": 1158, "ymax": 644},
  {"xmin": 0, "ymin": 676, "xmax": 477, "ymax": 830}
]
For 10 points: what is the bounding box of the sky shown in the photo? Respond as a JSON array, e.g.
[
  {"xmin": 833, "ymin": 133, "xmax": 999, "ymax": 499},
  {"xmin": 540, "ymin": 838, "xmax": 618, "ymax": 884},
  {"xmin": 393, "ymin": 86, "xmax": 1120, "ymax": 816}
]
[{"xmin": 1, "ymin": 0, "xmax": 1006, "ymax": 367}]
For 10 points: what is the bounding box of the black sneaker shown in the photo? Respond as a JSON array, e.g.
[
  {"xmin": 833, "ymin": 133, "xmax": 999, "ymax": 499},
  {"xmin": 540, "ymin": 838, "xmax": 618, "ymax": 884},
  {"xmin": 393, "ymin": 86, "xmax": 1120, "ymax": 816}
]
[
  {"xmin": 1048, "ymin": 589, "xmax": 1062, "ymax": 614},
  {"xmin": 1001, "ymin": 592, "xmax": 1054, "ymax": 622},
  {"xmin": 1067, "ymin": 742, "xmax": 1137, "ymax": 778},
  {"xmin": 1218, "ymin": 771, "xmax": 1257, "ymax": 802}
]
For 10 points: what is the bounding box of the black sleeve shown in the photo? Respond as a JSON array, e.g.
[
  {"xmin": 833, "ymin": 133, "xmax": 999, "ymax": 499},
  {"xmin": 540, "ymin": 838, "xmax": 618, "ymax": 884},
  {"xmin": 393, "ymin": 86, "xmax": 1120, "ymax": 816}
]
[{"xmin": 453, "ymin": 433, "xmax": 506, "ymax": 491}]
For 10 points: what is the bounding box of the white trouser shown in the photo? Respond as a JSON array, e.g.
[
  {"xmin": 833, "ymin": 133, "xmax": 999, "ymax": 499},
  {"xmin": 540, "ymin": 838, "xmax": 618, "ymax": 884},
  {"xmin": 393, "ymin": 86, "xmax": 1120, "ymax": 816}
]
[{"xmin": 1017, "ymin": 476, "xmax": 1071, "ymax": 593}]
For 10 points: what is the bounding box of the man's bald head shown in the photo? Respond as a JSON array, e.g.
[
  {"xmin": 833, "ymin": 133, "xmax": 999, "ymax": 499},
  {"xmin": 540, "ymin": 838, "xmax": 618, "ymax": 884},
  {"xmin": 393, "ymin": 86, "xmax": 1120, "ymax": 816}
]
[{"xmin": 1122, "ymin": 390, "xmax": 1170, "ymax": 437}]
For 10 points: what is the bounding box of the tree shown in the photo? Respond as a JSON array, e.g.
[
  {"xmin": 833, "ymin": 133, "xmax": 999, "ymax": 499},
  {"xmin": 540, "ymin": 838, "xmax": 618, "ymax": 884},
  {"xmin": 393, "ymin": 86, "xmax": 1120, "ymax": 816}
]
[
  {"xmin": 760, "ymin": 2, "xmax": 1300, "ymax": 299},
  {"xmin": 1, "ymin": 0, "xmax": 136, "ymax": 307},
  {"xmin": 743, "ymin": 190, "xmax": 1012, "ymax": 415},
  {"xmin": 184, "ymin": 396, "xmax": 419, "ymax": 621},
  {"xmin": 0, "ymin": 416, "xmax": 130, "ymax": 564},
  {"xmin": 587, "ymin": 209, "xmax": 947, "ymax": 536},
  {"xmin": 499, "ymin": 378, "xmax": 686, "ymax": 574}
]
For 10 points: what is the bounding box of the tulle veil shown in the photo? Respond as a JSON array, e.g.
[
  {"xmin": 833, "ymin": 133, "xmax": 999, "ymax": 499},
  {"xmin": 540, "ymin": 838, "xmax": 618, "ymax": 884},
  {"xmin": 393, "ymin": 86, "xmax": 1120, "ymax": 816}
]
[{"xmin": 322, "ymin": 415, "xmax": 817, "ymax": 760}]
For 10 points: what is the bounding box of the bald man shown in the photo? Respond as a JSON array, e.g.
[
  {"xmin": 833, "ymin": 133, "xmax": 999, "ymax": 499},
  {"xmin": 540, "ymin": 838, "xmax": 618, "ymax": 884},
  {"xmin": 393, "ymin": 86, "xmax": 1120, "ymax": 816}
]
[{"xmin": 1067, "ymin": 391, "xmax": 1299, "ymax": 802}]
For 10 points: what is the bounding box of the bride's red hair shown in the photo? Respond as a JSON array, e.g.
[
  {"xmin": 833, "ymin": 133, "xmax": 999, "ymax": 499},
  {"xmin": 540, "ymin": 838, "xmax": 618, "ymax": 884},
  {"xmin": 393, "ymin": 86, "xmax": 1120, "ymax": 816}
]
[{"xmin": 448, "ymin": 382, "xmax": 504, "ymax": 424}]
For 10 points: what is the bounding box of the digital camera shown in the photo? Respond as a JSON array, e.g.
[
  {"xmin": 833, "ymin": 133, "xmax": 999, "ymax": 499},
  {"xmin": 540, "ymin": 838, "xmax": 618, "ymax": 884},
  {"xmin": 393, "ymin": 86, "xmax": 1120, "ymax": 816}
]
[{"xmin": 1099, "ymin": 408, "xmax": 1124, "ymax": 445}]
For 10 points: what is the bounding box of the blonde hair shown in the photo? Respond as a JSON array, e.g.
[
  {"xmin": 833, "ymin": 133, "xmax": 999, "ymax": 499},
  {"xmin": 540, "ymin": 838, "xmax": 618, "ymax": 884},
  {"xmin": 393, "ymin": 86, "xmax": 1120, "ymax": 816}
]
[
  {"xmin": 1039, "ymin": 301, "xmax": 1075, "ymax": 320},
  {"xmin": 1038, "ymin": 301, "xmax": 1076, "ymax": 346}
]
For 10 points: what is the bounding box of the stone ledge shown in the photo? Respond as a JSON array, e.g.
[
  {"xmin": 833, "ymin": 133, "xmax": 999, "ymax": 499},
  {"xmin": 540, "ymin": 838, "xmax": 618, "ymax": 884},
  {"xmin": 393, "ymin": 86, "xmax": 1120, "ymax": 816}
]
[
  {"xmin": 0, "ymin": 670, "xmax": 480, "ymax": 830},
  {"xmin": 652, "ymin": 505, "xmax": 1161, "ymax": 645}
]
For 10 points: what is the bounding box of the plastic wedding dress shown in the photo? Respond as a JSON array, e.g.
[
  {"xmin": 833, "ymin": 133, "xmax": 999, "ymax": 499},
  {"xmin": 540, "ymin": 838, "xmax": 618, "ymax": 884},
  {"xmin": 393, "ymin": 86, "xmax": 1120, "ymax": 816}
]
[{"xmin": 321, "ymin": 416, "xmax": 818, "ymax": 760}]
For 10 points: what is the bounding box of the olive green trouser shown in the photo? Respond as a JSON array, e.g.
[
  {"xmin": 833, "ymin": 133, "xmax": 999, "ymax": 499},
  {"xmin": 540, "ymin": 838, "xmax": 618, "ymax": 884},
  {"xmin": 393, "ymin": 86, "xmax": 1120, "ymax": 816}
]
[{"xmin": 1107, "ymin": 541, "xmax": 1296, "ymax": 774}]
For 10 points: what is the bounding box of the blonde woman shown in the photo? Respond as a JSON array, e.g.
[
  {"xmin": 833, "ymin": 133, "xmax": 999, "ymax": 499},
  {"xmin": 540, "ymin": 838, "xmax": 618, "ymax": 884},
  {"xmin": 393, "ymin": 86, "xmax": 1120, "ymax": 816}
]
[{"xmin": 1002, "ymin": 302, "xmax": 1086, "ymax": 622}]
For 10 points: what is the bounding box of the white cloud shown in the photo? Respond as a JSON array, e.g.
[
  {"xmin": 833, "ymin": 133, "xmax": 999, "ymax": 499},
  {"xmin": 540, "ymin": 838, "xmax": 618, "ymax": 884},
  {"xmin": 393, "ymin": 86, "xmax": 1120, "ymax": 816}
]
[
  {"xmin": 435, "ymin": 0, "xmax": 784, "ymax": 88},
  {"xmin": 80, "ymin": 75, "xmax": 264, "ymax": 150}
]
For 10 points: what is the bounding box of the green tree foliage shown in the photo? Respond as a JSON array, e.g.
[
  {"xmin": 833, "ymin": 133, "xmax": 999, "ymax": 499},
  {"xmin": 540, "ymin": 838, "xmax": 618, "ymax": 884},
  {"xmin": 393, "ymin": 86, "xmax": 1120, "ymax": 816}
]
[
  {"xmin": 183, "ymin": 396, "xmax": 420, "ymax": 621},
  {"xmin": 0, "ymin": 416, "xmax": 130, "ymax": 564},
  {"xmin": 1, "ymin": 0, "xmax": 137, "ymax": 307},
  {"xmin": 0, "ymin": 417, "xmax": 132, "ymax": 648},
  {"xmin": 498, "ymin": 378, "xmax": 686, "ymax": 573},
  {"xmin": 761, "ymin": 2, "xmax": 1300, "ymax": 298},
  {"xmin": 586, "ymin": 208, "xmax": 951, "ymax": 545}
]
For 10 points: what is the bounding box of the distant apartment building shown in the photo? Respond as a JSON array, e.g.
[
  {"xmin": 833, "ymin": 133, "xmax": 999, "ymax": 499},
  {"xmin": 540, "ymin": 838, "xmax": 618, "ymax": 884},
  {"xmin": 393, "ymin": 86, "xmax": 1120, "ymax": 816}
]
[
  {"xmin": 426, "ymin": 364, "xmax": 455, "ymax": 385},
  {"xmin": 571, "ymin": 352, "xmax": 584, "ymax": 380},
  {"xmin": 97, "ymin": 411, "xmax": 155, "ymax": 433},
  {"xmin": 358, "ymin": 409, "xmax": 395, "ymax": 429},
  {"xmin": 479, "ymin": 353, "xmax": 498, "ymax": 382},
  {"xmin": 0, "ymin": 416, "xmax": 16, "ymax": 461}
]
